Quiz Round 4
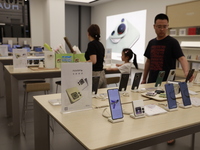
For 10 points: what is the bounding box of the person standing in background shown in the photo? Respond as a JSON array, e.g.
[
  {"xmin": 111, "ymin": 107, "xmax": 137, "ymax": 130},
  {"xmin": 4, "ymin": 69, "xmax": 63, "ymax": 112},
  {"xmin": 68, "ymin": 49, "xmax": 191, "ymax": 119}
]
[
  {"xmin": 85, "ymin": 24, "xmax": 107, "ymax": 88},
  {"xmin": 141, "ymin": 13, "xmax": 192, "ymax": 84}
]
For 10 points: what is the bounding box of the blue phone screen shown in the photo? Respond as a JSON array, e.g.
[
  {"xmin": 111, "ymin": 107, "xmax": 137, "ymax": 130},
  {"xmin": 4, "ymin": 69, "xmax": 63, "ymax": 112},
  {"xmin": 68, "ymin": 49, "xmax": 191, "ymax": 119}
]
[
  {"xmin": 165, "ymin": 84, "xmax": 177, "ymax": 109},
  {"xmin": 179, "ymin": 82, "xmax": 191, "ymax": 106},
  {"xmin": 107, "ymin": 89, "xmax": 123, "ymax": 120}
]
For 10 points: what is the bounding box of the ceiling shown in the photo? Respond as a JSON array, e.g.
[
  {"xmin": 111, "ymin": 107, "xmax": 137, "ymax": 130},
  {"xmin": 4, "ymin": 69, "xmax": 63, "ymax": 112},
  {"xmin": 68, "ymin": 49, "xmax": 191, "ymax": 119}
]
[{"xmin": 65, "ymin": 0, "xmax": 114, "ymax": 6}]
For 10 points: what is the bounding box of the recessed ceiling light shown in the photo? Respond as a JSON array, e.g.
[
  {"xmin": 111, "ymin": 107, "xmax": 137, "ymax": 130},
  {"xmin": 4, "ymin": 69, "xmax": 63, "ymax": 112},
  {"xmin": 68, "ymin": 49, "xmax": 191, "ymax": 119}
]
[{"xmin": 65, "ymin": 0, "xmax": 98, "ymax": 3}]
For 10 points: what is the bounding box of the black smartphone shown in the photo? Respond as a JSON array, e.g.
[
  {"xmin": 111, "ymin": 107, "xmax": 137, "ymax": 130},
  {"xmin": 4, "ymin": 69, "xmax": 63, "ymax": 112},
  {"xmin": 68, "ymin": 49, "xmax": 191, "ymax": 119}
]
[
  {"xmin": 166, "ymin": 69, "xmax": 176, "ymax": 81},
  {"xmin": 165, "ymin": 83, "xmax": 177, "ymax": 109},
  {"xmin": 92, "ymin": 76, "xmax": 100, "ymax": 94},
  {"xmin": 155, "ymin": 71, "xmax": 165, "ymax": 87},
  {"xmin": 119, "ymin": 74, "xmax": 129, "ymax": 91},
  {"xmin": 185, "ymin": 69, "xmax": 195, "ymax": 82},
  {"xmin": 107, "ymin": 89, "xmax": 123, "ymax": 120},
  {"xmin": 178, "ymin": 82, "xmax": 191, "ymax": 106},
  {"xmin": 131, "ymin": 72, "xmax": 142, "ymax": 90}
]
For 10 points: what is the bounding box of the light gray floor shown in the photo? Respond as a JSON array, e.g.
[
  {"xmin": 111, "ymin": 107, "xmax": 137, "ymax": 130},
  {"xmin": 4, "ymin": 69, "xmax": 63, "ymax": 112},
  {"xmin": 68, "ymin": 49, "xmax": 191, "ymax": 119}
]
[{"xmin": 1, "ymin": 82, "xmax": 200, "ymax": 150}]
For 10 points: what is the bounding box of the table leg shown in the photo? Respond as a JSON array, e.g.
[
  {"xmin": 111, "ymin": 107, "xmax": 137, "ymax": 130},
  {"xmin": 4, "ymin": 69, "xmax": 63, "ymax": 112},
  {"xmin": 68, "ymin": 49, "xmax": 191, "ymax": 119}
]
[
  {"xmin": 191, "ymin": 133, "xmax": 195, "ymax": 150},
  {"xmin": 34, "ymin": 100, "xmax": 50, "ymax": 150},
  {"xmin": 4, "ymin": 68, "xmax": 12, "ymax": 117},
  {"xmin": 0, "ymin": 62, "xmax": 4, "ymax": 97},
  {"xmin": 11, "ymin": 75, "xmax": 20, "ymax": 136}
]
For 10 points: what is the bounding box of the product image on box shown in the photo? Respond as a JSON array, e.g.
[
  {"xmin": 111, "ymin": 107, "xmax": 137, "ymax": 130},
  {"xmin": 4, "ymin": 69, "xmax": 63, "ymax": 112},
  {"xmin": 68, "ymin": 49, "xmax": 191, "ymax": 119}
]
[
  {"xmin": 77, "ymin": 78, "xmax": 88, "ymax": 90},
  {"xmin": 66, "ymin": 87, "xmax": 82, "ymax": 103},
  {"xmin": 106, "ymin": 18, "xmax": 140, "ymax": 54},
  {"xmin": 15, "ymin": 53, "xmax": 26, "ymax": 59}
]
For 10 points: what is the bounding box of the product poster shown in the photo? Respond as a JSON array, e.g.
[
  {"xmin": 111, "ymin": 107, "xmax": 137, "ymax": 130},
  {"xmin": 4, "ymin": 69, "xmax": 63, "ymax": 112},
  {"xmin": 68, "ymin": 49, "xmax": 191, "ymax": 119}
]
[
  {"xmin": 0, "ymin": 45, "xmax": 8, "ymax": 57},
  {"xmin": 12, "ymin": 49, "xmax": 27, "ymax": 69},
  {"xmin": 61, "ymin": 62, "xmax": 92, "ymax": 113}
]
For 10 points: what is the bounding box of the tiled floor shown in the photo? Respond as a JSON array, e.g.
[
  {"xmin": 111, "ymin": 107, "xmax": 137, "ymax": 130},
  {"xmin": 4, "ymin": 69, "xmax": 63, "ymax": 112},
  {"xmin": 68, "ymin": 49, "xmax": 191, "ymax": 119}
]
[{"xmin": 1, "ymin": 82, "xmax": 200, "ymax": 150}]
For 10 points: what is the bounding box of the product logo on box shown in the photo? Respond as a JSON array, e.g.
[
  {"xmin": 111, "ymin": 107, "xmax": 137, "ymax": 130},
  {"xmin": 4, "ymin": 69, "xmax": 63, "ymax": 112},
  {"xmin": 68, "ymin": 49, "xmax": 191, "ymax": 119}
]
[{"xmin": 62, "ymin": 56, "xmax": 72, "ymax": 62}]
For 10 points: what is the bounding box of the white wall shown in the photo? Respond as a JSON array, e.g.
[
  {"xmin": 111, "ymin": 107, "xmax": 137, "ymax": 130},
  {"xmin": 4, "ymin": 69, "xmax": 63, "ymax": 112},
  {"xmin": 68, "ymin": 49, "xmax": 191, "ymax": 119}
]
[
  {"xmin": 91, "ymin": 0, "xmax": 194, "ymax": 68},
  {"xmin": 29, "ymin": 0, "xmax": 65, "ymax": 49}
]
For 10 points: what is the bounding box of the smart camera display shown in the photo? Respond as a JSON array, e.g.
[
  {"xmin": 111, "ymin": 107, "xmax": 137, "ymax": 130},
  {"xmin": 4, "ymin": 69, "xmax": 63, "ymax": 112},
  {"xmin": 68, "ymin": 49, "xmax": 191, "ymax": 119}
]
[{"xmin": 106, "ymin": 10, "xmax": 146, "ymax": 63}]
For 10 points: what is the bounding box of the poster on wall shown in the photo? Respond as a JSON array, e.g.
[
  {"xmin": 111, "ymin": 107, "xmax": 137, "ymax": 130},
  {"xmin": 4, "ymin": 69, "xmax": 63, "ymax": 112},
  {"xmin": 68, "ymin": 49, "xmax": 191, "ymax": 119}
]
[
  {"xmin": 0, "ymin": 45, "xmax": 8, "ymax": 57},
  {"xmin": 13, "ymin": 49, "xmax": 27, "ymax": 69},
  {"xmin": 61, "ymin": 62, "xmax": 92, "ymax": 113},
  {"xmin": 106, "ymin": 9, "xmax": 146, "ymax": 64}
]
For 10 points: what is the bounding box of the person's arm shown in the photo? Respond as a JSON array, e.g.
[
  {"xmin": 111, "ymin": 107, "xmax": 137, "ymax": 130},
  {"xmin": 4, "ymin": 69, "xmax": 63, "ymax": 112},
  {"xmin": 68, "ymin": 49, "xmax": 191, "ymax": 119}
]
[
  {"xmin": 141, "ymin": 58, "xmax": 150, "ymax": 84},
  {"xmin": 87, "ymin": 55, "xmax": 97, "ymax": 64},
  {"xmin": 116, "ymin": 64, "xmax": 123, "ymax": 67},
  {"xmin": 178, "ymin": 56, "xmax": 194, "ymax": 82},
  {"xmin": 106, "ymin": 67, "xmax": 119, "ymax": 72}
]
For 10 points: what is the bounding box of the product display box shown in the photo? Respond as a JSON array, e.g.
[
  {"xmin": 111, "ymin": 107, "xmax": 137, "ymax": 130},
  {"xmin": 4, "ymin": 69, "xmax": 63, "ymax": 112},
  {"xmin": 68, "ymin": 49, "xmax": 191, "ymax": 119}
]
[{"xmin": 55, "ymin": 53, "xmax": 86, "ymax": 68}]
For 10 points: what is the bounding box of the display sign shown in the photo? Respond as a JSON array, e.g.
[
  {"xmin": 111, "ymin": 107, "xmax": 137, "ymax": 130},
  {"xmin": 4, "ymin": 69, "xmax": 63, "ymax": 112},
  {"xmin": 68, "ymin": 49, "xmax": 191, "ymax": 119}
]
[
  {"xmin": 0, "ymin": 45, "xmax": 8, "ymax": 57},
  {"xmin": 12, "ymin": 49, "xmax": 27, "ymax": 69},
  {"xmin": 61, "ymin": 62, "xmax": 92, "ymax": 113},
  {"xmin": 44, "ymin": 51, "xmax": 55, "ymax": 69}
]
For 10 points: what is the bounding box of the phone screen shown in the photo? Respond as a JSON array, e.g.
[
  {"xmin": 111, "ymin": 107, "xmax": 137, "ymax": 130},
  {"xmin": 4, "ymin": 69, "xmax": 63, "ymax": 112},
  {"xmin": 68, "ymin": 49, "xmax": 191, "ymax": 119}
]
[
  {"xmin": 131, "ymin": 72, "xmax": 142, "ymax": 90},
  {"xmin": 165, "ymin": 84, "xmax": 177, "ymax": 109},
  {"xmin": 107, "ymin": 89, "xmax": 123, "ymax": 120},
  {"xmin": 185, "ymin": 69, "xmax": 195, "ymax": 82},
  {"xmin": 179, "ymin": 82, "xmax": 191, "ymax": 106},
  {"xmin": 155, "ymin": 71, "xmax": 165, "ymax": 87}
]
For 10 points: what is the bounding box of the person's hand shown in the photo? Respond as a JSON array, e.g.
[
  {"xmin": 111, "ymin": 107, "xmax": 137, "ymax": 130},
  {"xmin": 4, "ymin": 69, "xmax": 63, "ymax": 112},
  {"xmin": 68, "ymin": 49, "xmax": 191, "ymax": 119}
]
[
  {"xmin": 188, "ymin": 74, "xmax": 194, "ymax": 82},
  {"xmin": 141, "ymin": 79, "xmax": 146, "ymax": 84},
  {"xmin": 116, "ymin": 64, "xmax": 121, "ymax": 67}
]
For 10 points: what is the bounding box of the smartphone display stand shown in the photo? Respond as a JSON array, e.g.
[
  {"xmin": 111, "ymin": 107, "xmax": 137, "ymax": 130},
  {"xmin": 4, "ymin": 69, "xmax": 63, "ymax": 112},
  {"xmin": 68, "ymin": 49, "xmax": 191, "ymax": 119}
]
[
  {"xmin": 164, "ymin": 106, "xmax": 178, "ymax": 112},
  {"xmin": 119, "ymin": 90, "xmax": 129, "ymax": 97},
  {"xmin": 130, "ymin": 113, "xmax": 145, "ymax": 119},
  {"xmin": 131, "ymin": 88, "xmax": 146, "ymax": 93},
  {"xmin": 108, "ymin": 117, "xmax": 124, "ymax": 123},
  {"xmin": 179, "ymin": 103, "xmax": 192, "ymax": 109},
  {"xmin": 130, "ymin": 100, "xmax": 145, "ymax": 119}
]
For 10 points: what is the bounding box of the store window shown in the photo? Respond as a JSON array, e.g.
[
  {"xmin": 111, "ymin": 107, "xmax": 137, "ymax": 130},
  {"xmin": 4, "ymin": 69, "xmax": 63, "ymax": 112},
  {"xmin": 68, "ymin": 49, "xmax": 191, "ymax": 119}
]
[{"xmin": 0, "ymin": 0, "xmax": 30, "ymax": 43}]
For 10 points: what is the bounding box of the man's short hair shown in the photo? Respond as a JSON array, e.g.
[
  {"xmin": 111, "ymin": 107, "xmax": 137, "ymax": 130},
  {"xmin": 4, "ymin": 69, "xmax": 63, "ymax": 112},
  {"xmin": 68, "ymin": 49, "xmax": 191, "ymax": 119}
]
[{"xmin": 154, "ymin": 13, "xmax": 169, "ymax": 24}]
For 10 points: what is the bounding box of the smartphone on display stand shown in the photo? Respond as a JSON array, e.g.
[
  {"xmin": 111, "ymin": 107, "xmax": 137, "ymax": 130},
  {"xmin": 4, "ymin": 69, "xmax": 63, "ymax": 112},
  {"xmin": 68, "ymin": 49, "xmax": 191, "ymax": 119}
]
[
  {"xmin": 92, "ymin": 76, "xmax": 100, "ymax": 95},
  {"xmin": 155, "ymin": 71, "xmax": 165, "ymax": 87},
  {"xmin": 166, "ymin": 69, "xmax": 176, "ymax": 82},
  {"xmin": 119, "ymin": 74, "xmax": 129, "ymax": 92},
  {"xmin": 131, "ymin": 72, "xmax": 142, "ymax": 90},
  {"xmin": 185, "ymin": 69, "xmax": 195, "ymax": 83},
  {"xmin": 165, "ymin": 83, "xmax": 177, "ymax": 110},
  {"xmin": 178, "ymin": 82, "xmax": 191, "ymax": 106},
  {"xmin": 107, "ymin": 89, "xmax": 123, "ymax": 120}
]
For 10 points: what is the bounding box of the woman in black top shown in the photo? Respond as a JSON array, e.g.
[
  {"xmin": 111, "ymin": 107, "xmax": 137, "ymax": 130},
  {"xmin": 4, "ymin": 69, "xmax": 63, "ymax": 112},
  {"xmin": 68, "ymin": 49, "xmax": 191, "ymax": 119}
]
[{"xmin": 85, "ymin": 24, "xmax": 107, "ymax": 88}]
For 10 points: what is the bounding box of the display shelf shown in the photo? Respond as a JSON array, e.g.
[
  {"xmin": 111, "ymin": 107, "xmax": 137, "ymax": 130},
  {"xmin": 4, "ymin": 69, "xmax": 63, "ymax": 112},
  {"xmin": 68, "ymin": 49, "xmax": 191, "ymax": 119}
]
[
  {"xmin": 187, "ymin": 59, "xmax": 200, "ymax": 63},
  {"xmin": 172, "ymin": 35, "xmax": 200, "ymax": 38},
  {"xmin": 182, "ymin": 47, "xmax": 200, "ymax": 51}
]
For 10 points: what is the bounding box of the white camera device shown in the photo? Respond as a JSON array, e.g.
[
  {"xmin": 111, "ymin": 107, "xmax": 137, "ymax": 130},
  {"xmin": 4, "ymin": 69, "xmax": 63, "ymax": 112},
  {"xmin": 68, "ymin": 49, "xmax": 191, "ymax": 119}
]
[{"xmin": 130, "ymin": 100, "xmax": 145, "ymax": 119}]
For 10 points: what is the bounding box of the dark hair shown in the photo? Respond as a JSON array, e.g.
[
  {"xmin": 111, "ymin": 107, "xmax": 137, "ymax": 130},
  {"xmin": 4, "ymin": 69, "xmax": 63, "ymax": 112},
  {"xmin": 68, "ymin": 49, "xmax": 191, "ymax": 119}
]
[
  {"xmin": 87, "ymin": 24, "xmax": 101, "ymax": 41},
  {"xmin": 154, "ymin": 13, "xmax": 169, "ymax": 24},
  {"xmin": 122, "ymin": 48, "xmax": 138, "ymax": 69}
]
